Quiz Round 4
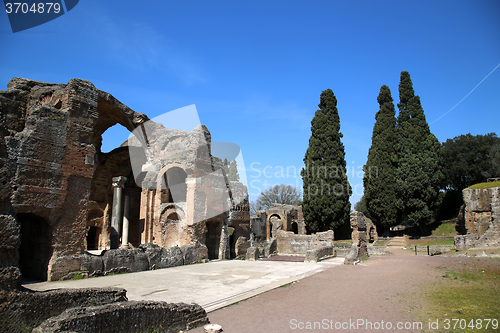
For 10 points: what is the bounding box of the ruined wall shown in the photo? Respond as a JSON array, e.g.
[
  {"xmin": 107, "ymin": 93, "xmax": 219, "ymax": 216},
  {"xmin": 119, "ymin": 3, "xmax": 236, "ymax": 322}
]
[
  {"xmin": 0, "ymin": 78, "xmax": 150, "ymax": 285},
  {"xmin": 276, "ymin": 230, "xmax": 334, "ymax": 255},
  {"xmin": 263, "ymin": 203, "xmax": 305, "ymax": 240},
  {"xmin": 0, "ymin": 77, "xmax": 250, "ymax": 286},
  {"xmin": 455, "ymin": 186, "xmax": 500, "ymax": 251}
]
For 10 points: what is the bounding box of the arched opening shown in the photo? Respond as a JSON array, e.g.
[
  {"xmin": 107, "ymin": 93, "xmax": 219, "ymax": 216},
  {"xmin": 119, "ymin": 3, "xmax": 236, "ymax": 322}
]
[
  {"xmin": 161, "ymin": 211, "xmax": 181, "ymax": 248},
  {"xmin": 292, "ymin": 221, "xmax": 299, "ymax": 234},
  {"xmin": 163, "ymin": 167, "xmax": 187, "ymax": 203},
  {"xmin": 18, "ymin": 213, "xmax": 52, "ymax": 281},
  {"xmin": 206, "ymin": 219, "xmax": 222, "ymax": 259},
  {"xmin": 99, "ymin": 123, "xmax": 132, "ymax": 153}
]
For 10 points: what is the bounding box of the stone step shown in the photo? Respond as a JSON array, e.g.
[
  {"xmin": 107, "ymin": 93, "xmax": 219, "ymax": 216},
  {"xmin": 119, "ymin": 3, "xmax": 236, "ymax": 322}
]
[{"xmin": 386, "ymin": 236, "xmax": 406, "ymax": 248}]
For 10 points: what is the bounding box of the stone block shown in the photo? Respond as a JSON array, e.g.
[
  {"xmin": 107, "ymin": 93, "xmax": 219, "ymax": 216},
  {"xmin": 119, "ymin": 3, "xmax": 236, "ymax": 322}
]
[
  {"xmin": 180, "ymin": 244, "xmax": 197, "ymax": 265},
  {"xmin": 429, "ymin": 245, "xmax": 454, "ymax": 256},
  {"xmin": 235, "ymin": 236, "xmax": 250, "ymax": 258},
  {"xmin": 0, "ymin": 287, "xmax": 126, "ymax": 332},
  {"xmin": 454, "ymin": 233, "xmax": 479, "ymax": 251},
  {"xmin": 80, "ymin": 252, "xmax": 104, "ymax": 277},
  {"xmin": 245, "ymin": 247, "xmax": 260, "ymax": 261},
  {"xmin": 32, "ymin": 301, "xmax": 208, "ymax": 333},
  {"xmin": 304, "ymin": 246, "xmax": 335, "ymax": 263},
  {"xmin": 263, "ymin": 238, "xmax": 277, "ymax": 257},
  {"xmin": 102, "ymin": 248, "xmax": 149, "ymax": 274},
  {"xmin": 140, "ymin": 243, "xmax": 184, "ymax": 269}
]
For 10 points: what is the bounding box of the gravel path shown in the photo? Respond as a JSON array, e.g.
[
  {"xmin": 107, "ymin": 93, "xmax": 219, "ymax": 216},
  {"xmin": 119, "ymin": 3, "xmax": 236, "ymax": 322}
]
[{"xmin": 188, "ymin": 249, "xmax": 460, "ymax": 333}]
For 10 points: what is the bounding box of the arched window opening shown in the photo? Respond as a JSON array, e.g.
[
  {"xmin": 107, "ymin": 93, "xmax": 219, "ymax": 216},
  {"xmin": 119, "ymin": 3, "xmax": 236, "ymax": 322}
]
[{"xmin": 99, "ymin": 123, "xmax": 131, "ymax": 153}]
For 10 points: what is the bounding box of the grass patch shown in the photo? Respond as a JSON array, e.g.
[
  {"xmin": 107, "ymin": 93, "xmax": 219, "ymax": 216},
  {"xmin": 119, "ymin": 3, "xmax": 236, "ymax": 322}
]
[
  {"xmin": 431, "ymin": 223, "xmax": 457, "ymax": 237},
  {"xmin": 71, "ymin": 273, "xmax": 84, "ymax": 280},
  {"xmin": 409, "ymin": 238, "xmax": 455, "ymax": 247},
  {"xmin": 468, "ymin": 181, "xmax": 500, "ymax": 189},
  {"xmin": 420, "ymin": 259, "xmax": 500, "ymax": 332}
]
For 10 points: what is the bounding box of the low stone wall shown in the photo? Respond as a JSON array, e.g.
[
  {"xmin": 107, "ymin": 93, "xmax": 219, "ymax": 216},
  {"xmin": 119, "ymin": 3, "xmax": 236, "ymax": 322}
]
[
  {"xmin": 0, "ymin": 287, "xmax": 126, "ymax": 332},
  {"xmin": 32, "ymin": 301, "xmax": 208, "ymax": 333},
  {"xmin": 53, "ymin": 243, "xmax": 199, "ymax": 280},
  {"xmin": 304, "ymin": 246, "xmax": 335, "ymax": 263},
  {"xmin": 454, "ymin": 233, "xmax": 479, "ymax": 251},
  {"xmin": 276, "ymin": 230, "xmax": 334, "ymax": 255},
  {"xmin": 466, "ymin": 247, "xmax": 500, "ymax": 257}
]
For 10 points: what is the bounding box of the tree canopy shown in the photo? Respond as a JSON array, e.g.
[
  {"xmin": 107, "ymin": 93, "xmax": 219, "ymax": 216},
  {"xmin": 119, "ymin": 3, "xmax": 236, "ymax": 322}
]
[
  {"xmin": 363, "ymin": 85, "xmax": 399, "ymax": 231},
  {"xmin": 253, "ymin": 184, "xmax": 302, "ymax": 213},
  {"xmin": 440, "ymin": 133, "xmax": 500, "ymax": 191},
  {"xmin": 395, "ymin": 71, "xmax": 443, "ymax": 230},
  {"xmin": 301, "ymin": 89, "xmax": 351, "ymax": 232}
]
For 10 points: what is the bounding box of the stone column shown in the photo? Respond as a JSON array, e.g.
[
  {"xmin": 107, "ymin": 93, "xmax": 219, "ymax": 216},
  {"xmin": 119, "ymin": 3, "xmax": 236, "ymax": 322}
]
[
  {"xmin": 120, "ymin": 192, "xmax": 131, "ymax": 248},
  {"xmin": 111, "ymin": 176, "xmax": 126, "ymax": 249}
]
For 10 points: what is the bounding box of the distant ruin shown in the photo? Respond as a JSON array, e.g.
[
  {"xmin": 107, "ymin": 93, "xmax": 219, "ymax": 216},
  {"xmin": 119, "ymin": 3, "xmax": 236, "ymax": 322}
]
[
  {"xmin": 0, "ymin": 78, "xmax": 250, "ymax": 287},
  {"xmin": 251, "ymin": 203, "xmax": 305, "ymax": 240}
]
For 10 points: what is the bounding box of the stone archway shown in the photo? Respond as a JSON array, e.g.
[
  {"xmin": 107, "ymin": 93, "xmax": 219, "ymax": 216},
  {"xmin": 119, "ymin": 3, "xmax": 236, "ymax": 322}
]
[{"xmin": 18, "ymin": 213, "xmax": 53, "ymax": 281}]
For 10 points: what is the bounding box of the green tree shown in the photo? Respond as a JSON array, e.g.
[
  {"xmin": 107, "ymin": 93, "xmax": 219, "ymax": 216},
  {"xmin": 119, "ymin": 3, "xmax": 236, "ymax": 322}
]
[
  {"xmin": 354, "ymin": 195, "xmax": 370, "ymax": 218},
  {"xmin": 489, "ymin": 141, "xmax": 500, "ymax": 178},
  {"xmin": 254, "ymin": 184, "xmax": 302, "ymax": 211},
  {"xmin": 301, "ymin": 89, "xmax": 351, "ymax": 232},
  {"xmin": 363, "ymin": 85, "xmax": 399, "ymax": 232},
  {"xmin": 396, "ymin": 71, "xmax": 443, "ymax": 231},
  {"xmin": 228, "ymin": 159, "xmax": 240, "ymax": 181},
  {"xmin": 440, "ymin": 133, "xmax": 500, "ymax": 190}
]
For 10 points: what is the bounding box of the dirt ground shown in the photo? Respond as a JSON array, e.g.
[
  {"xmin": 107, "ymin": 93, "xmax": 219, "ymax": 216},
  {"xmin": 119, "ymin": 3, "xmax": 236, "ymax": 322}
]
[{"xmin": 187, "ymin": 249, "xmax": 497, "ymax": 333}]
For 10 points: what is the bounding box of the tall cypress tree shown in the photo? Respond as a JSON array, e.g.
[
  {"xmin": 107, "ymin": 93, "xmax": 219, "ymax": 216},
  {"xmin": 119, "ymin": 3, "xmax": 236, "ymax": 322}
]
[
  {"xmin": 301, "ymin": 89, "xmax": 351, "ymax": 232},
  {"xmin": 363, "ymin": 85, "xmax": 399, "ymax": 233},
  {"xmin": 396, "ymin": 71, "xmax": 443, "ymax": 231}
]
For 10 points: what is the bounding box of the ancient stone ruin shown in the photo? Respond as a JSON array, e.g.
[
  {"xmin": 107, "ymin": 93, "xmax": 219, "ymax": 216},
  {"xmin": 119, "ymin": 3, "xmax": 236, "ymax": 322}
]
[
  {"xmin": 344, "ymin": 211, "xmax": 369, "ymax": 264},
  {"xmin": 0, "ymin": 77, "xmax": 251, "ymax": 288},
  {"xmin": 455, "ymin": 186, "xmax": 500, "ymax": 256},
  {"xmin": 251, "ymin": 203, "xmax": 306, "ymax": 240}
]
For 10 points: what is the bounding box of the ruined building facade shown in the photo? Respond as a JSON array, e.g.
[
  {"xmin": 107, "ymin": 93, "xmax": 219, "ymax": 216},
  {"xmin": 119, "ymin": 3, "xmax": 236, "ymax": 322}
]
[
  {"xmin": 0, "ymin": 78, "xmax": 250, "ymax": 288},
  {"xmin": 251, "ymin": 203, "xmax": 306, "ymax": 240}
]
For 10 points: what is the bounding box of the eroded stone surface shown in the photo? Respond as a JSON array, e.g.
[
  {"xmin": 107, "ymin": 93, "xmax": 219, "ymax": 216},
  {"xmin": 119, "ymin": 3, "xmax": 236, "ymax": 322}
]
[
  {"xmin": 345, "ymin": 211, "xmax": 369, "ymax": 264},
  {"xmin": 32, "ymin": 301, "xmax": 208, "ymax": 333},
  {"xmin": 455, "ymin": 187, "xmax": 500, "ymax": 252}
]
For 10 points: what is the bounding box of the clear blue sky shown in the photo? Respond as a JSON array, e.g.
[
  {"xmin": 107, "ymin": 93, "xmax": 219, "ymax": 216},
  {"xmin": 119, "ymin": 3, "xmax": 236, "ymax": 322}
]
[{"xmin": 1, "ymin": 0, "xmax": 499, "ymax": 207}]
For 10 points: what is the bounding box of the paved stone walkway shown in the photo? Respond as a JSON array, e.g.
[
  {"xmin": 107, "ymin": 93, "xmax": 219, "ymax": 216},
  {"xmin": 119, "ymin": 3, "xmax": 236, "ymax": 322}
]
[{"xmin": 25, "ymin": 257, "xmax": 344, "ymax": 312}]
